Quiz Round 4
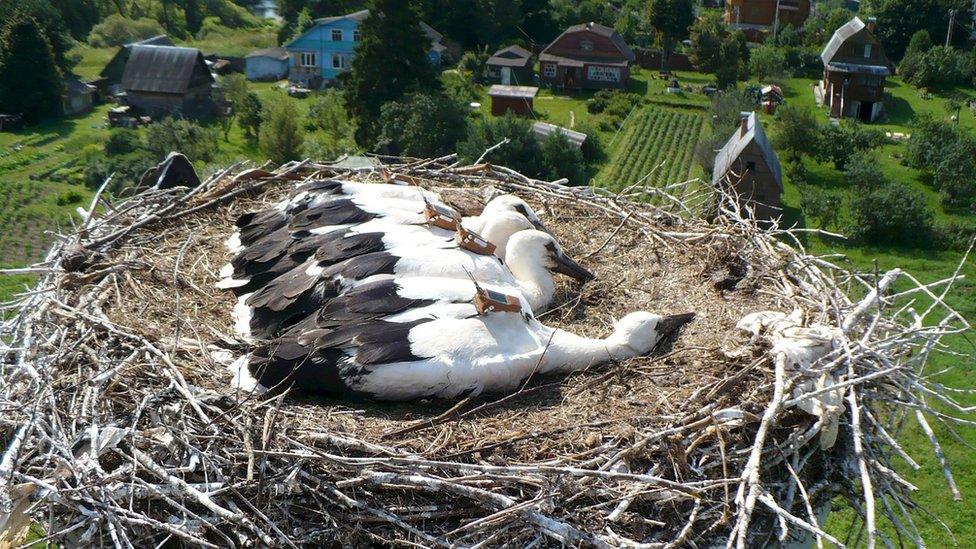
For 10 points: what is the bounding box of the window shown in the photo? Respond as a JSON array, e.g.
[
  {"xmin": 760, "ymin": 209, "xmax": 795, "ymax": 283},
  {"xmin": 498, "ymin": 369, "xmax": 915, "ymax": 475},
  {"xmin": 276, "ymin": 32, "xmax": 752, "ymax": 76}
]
[
  {"xmin": 353, "ymin": 29, "xmax": 361, "ymax": 42},
  {"xmin": 745, "ymin": 161, "xmax": 756, "ymax": 171},
  {"xmin": 332, "ymin": 54, "xmax": 348, "ymax": 69},
  {"xmin": 331, "ymin": 29, "xmax": 343, "ymax": 41},
  {"xmin": 543, "ymin": 63, "xmax": 556, "ymax": 77},
  {"xmin": 580, "ymin": 40, "xmax": 593, "ymax": 51},
  {"xmin": 300, "ymin": 52, "xmax": 317, "ymax": 67},
  {"xmin": 586, "ymin": 65, "xmax": 620, "ymax": 82},
  {"xmin": 863, "ymin": 43, "xmax": 872, "ymax": 58}
]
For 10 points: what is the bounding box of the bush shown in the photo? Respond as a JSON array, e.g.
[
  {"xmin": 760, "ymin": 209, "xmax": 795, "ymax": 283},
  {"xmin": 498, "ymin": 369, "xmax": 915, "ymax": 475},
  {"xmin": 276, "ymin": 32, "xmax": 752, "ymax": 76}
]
[
  {"xmin": 83, "ymin": 149, "xmax": 156, "ymax": 193},
  {"xmin": 934, "ymin": 220, "xmax": 976, "ymax": 251},
  {"xmin": 905, "ymin": 116, "xmax": 976, "ymax": 206},
  {"xmin": 773, "ymin": 104, "xmax": 819, "ymax": 162},
  {"xmin": 784, "ymin": 158, "xmax": 807, "ymax": 186},
  {"xmin": 800, "ymin": 189, "xmax": 841, "ymax": 230},
  {"xmin": 88, "ymin": 14, "xmax": 165, "ymax": 47},
  {"xmin": 376, "ymin": 92, "xmax": 468, "ymax": 157},
  {"xmin": 303, "ymin": 132, "xmax": 356, "ymax": 162},
  {"xmin": 540, "ymin": 131, "xmax": 585, "ymax": 185},
  {"xmin": 305, "ymin": 90, "xmax": 349, "ymax": 133},
  {"xmin": 748, "ymin": 45, "xmax": 789, "ymax": 83},
  {"xmin": 901, "ymin": 46, "xmax": 974, "ymax": 89},
  {"xmin": 144, "ymin": 118, "xmax": 218, "ymax": 163},
  {"xmin": 587, "ymin": 90, "xmax": 615, "ymax": 114},
  {"xmin": 457, "ymin": 114, "xmax": 544, "ymax": 178},
  {"xmin": 237, "ymin": 91, "xmax": 263, "ymax": 140},
  {"xmin": 816, "ymin": 120, "xmax": 887, "ymax": 170},
  {"xmin": 56, "ymin": 190, "xmax": 85, "ymax": 206},
  {"xmin": 843, "ymin": 151, "xmax": 888, "ymax": 189},
  {"xmin": 259, "ymin": 97, "xmax": 305, "ymax": 164},
  {"xmin": 851, "ymin": 183, "xmax": 933, "ymax": 246},
  {"xmin": 104, "ymin": 129, "xmax": 142, "ymax": 156},
  {"xmin": 574, "ymin": 121, "xmax": 603, "ymax": 162}
]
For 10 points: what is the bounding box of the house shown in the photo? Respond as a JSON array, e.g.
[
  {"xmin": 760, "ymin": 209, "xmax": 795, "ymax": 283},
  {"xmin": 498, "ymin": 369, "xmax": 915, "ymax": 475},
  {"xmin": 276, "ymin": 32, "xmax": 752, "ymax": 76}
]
[
  {"xmin": 724, "ymin": 0, "xmax": 811, "ymax": 43},
  {"xmin": 538, "ymin": 22, "xmax": 635, "ymax": 90},
  {"xmin": 712, "ymin": 112, "xmax": 783, "ymax": 220},
  {"xmin": 245, "ymin": 47, "xmax": 289, "ymax": 81},
  {"xmin": 285, "ymin": 9, "xmax": 447, "ymax": 88},
  {"xmin": 99, "ymin": 35, "xmax": 175, "ymax": 94},
  {"xmin": 532, "ymin": 122, "xmax": 587, "ymax": 149},
  {"xmin": 820, "ymin": 17, "xmax": 894, "ymax": 122},
  {"xmin": 488, "ymin": 85, "xmax": 538, "ymax": 116},
  {"xmin": 61, "ymin": 75, "xmax": 96, "ymax": 117},
  {"xmin": 486, "ymin": 45, "xmax": 534, "ymax": 85},
  {"xmin": 120, "ymin": 45, "xmax": 215, "ymax": 118}
]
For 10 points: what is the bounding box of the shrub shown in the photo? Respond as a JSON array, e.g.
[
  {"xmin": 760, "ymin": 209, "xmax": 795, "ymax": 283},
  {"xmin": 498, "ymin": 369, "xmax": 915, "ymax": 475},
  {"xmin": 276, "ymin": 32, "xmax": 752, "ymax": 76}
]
[
  {"xmin": 376, "ymin": 92, "xmax": 468, "ymax": 157},
  {"xmin": 144, "ymin": 118, "xmax": 218, "ymax": 163},
  {"xmin": 303, "ymin": 132, "xmax": 356, "ymax": 162},
  {"xmin": 901, "ymin": 46, "xmax": 974, "ymax": 89},
  {"xmin": 457, "ymin": 114, "xmax": 544, "ymax": 178},
  {"xmin": 851, "ymin": 183, "xmax": 933, "ymax": 246},
  {"xmin": 800, "ymin": 189, "xmax": 841, "ymax": 230},
  {"xmin": 104, "ymin": 129, "xmax": 142, "ymax": 156},
  {"xmin": 574, "ymin": 121, "xmax": 603, "ymax": 162},
  {"xmin": 237, "ymin": 92, "xmax": 263, "ymax": 140},
  {"xmin": 773, "ymin": 104, "xmax": 819, "ymax": 162},
  {"xmin": 785, "ymin": 158, "xmax": 807, "ymax": 186},
  {"xmin": 934, "ymin": 220, "xmax": 976, "ymax": 251},
  {"xmin": 540, "ymin": 131, "xmax": 585, "ymax": 185},
  {"xmin": 587, "ymin": 90, "xmax": 615, "ymax": 114},
  {"xmin": 88, "ymin": 14, "xmax": 165, "ymax": 47},
  {"xmin": 843, "ymin": 151, "xmax": 888, "ymax": 189},
  {"xmin": 56, "ymin": 190, "xmax": 84, "ymax": 206},
  {"xmin": 259, "ymin": 97, "xmax": 305, "ymax": 164},
  {"xmin": 817, "ymin": 120, "xmax": 886, "ymax": 170},
  {"xmin": 748, "ymin": 45, "xmax": 789, "ymax": 82}
]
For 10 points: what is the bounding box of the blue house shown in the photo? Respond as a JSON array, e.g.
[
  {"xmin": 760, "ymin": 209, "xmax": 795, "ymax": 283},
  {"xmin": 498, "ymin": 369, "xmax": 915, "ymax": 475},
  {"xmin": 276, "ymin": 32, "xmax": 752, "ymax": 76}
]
[{"xmin": 285, "ymin": 9, "xmax": 446, "ymax": 88}]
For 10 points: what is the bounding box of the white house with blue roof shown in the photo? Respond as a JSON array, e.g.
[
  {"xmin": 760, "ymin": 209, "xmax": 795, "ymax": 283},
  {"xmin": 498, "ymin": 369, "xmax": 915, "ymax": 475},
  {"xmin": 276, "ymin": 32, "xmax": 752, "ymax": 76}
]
[{"xmin": 285, "ymin": 9, "xmax": 447, "ymax": 88}]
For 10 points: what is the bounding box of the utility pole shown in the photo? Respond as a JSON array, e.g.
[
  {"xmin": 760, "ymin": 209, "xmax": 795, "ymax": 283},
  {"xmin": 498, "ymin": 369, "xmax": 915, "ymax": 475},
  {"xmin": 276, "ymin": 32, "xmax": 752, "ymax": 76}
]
[{"xmin": 946, "ymin": 9, "xmax": 954, "ymax": 46}]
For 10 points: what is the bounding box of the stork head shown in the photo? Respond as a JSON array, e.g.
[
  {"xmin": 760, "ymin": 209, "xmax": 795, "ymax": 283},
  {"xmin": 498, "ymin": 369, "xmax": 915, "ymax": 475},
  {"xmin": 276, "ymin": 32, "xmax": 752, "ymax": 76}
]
[
  {"xmin": 480, "ymin": 212, "xmax": 535, "ymax": 260},
  {"xmin": 506, "ymin": 230, "xmax": 594, "ymax": 282},
  {"xmin": 611, "ymin": 312, "xmax": 696, "ymax": 356},
  {"xmin": 483, "ymin": 195, "xmax": 546, "ymax": 232}
]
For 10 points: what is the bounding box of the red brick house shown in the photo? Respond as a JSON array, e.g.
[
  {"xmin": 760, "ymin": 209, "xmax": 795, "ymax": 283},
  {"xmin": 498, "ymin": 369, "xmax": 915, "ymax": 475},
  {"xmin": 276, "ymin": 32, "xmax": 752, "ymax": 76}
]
[
  {"xmin": 712, "ymin": 112, "xmax": 783, "ymax": 220},
  {"xmin": 539, "ymin": 22, "xmax": 635, "ymax": 90},
  {"xmin": 724, "ymin": 0, "xmax": 811, "ymax": 43},
  {"xmin": 820, "ymin": 17, "xmax": 894, "ymax": 123}
]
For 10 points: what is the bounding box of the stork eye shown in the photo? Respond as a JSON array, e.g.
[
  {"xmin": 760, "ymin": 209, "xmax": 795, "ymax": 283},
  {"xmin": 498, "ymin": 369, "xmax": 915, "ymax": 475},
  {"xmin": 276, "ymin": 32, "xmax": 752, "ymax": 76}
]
[{"xmin": 515, "ymin": 204, "xmax": 530, "ymax": 216}]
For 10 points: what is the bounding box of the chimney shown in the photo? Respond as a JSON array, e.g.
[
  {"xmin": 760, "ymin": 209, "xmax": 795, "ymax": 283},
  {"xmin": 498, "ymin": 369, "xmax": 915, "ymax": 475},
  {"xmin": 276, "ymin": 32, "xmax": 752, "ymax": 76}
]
[
  {"xmin": 739, "ymin": 112, "xmax": 751, "ymax": 137},
  {"xmin": 866, "ymin": 17, "xmax": 877, "ymax": 34}
]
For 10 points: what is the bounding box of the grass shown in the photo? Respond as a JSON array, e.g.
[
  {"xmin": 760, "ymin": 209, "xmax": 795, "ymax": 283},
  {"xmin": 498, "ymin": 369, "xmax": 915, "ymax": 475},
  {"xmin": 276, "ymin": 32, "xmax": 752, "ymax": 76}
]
[{"xmin": 598, "ymin": 107, "xmax": 705, "ymax": 189}]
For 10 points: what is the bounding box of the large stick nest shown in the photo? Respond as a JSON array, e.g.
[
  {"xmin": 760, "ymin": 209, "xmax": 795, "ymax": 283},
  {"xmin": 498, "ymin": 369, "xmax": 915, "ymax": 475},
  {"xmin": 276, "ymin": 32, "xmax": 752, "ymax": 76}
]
[{"xmin": 0, "ymin": 157, "xmax": 971, "ymax": 548}]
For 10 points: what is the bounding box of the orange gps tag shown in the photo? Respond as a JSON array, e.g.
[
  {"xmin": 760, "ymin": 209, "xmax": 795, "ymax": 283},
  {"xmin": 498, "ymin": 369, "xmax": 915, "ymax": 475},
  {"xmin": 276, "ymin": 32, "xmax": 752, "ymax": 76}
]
[
  {"xmin": 424, "ymin": 201, "xmax": 460, "ymax": 231},
  {"xmin": 474, "ymin": 287, "xmax": 523, "ymax": 314},
  {"xmin": 455, "ymin": 225, "xmax": 497, "ymax": 256}
]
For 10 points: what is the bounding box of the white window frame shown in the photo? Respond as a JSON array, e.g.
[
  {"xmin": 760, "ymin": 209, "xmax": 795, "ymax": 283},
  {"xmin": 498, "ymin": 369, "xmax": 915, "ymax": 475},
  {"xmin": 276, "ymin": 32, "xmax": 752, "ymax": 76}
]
[
  {"xmin": 863, "ymin": 43, "xmax": 872, "ymax": 58},
  {"xmin": 300, "ymin": 52, "xmax": 318, "ymax": 67},
  {"xmin": 543, "ymin": 63, "xmax": 556, "ymax": 77},
  {"xmin": 332, "ymin": 53, "xmax": 348, "ymax": 69},
  {"xmin": 331, "ymin": 29, "xmax": 343, "ymax": 41},
  {"xmin": 586, "ymin": 65, "xmax": 620, "ymax": 82}
]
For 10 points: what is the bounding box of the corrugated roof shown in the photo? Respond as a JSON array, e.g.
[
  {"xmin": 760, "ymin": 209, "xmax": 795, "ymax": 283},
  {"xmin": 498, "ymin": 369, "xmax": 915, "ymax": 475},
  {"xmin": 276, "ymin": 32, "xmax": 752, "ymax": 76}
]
[
  {"xmin": 543, "ymin": 22, "xmax": 635, "ymax": 62},
  {"xmin": 121, "ymin": 46, "xmax": 213, "ymax": 95},
  {"xmin": 488, "ymin": 85, "xmax": 539, "ymax": 98},
  {"xmin": 63, "ymin": 75, "xmax": 95, "ymax": 98},
  {"xmin": 133, "ymin": 35, "xmax": 174, "ymax": 47},
  {"xmin": 532, "ymin": 122, "xmax": 587, "ymax": 148},
  {"xmin": 246, "ymin": 47, "xmax": 289, "ymax": 60},
  {"xmin": 711, "ymin": 112, "xmax": 782, "ymax": 189}
]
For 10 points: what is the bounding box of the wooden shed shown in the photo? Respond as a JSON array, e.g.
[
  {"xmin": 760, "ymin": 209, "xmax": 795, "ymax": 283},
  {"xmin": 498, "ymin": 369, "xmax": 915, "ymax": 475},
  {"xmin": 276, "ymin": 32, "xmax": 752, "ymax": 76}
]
[
  {"xmin": 487, "ymin": 85, "xmax": 538, "ymax": 117},
  {"xmin": 712, "ymin": 112, "xmax": 783, "ymax": 220},
  {"xmin": 120, "ymin": 45, "xmax": 215, "ymax": 119},
  {"xmin": 486, "ymin": 45, "xmax": 534, "ymax": 85}
]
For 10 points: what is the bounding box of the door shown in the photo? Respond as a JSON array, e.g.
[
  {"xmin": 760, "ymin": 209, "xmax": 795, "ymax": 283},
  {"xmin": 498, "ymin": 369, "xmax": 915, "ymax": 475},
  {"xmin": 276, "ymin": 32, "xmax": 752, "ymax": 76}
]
[
  {"xmin": 501, "ymin": 67, "xmax": 511, "ymax": 85},
  {"xmin": 859, "ymin": 102, "xmax": 874, "ymax": 122}
]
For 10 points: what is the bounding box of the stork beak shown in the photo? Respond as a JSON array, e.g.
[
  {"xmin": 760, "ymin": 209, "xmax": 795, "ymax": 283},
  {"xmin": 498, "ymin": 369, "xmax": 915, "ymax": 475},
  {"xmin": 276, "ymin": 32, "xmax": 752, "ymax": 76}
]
[
  {"xmin": 530, "ymin": 217, "xmax": 550, "ymax": 234},
  {"xmin": 657, "ymin": 313, "xmax": 696, "ymax": 337},
  {"xmin": 552, "ymin": 250, "xmax": 595, "ymax": 281}
]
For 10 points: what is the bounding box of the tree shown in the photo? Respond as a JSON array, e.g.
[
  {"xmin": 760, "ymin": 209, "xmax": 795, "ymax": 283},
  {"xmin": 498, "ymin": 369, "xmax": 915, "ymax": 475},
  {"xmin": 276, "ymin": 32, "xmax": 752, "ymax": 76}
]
[
  {"xmin": 238, "ymin": 91, "xmax": 263, "ymax": 140},
  {"xmin": 861, "ymin": 0, "xmax": 971, "ymax": 60},
  {"xmin": 816, "ymin": 120, "xmax": 886, "ymax": 169},
  {"xmin": 342, "ymin": 0, "xmax": 440, "ymax": 148},
  {"xmin": 376, "ymin": 92, "xmax": 468, "ymax": 157},
  {"xmin": 748, "ymin": 44, "xmax": 789, "ymax": 82},
  {"xmin": 689, "ymin": 12, "xmax": 744, "ymax": 87},
  {"xmin": 104, "ymin": 129, "xmax": 142, "ymax": 156},
  {"xmin": 540, "ymin": 131, "xmax": 585, "ymax": 185},
  {"xmin": 843, "ymin": 151, "xmax": 888, "ymax": 189},
  {"xmin": 801, "ymin": 189, "xmax": 841, "ymax": 230},
  {"xmin": 457, "ymin": 114, "xmax": 544, "ymax": 178},
  {"xmin": 305, "ymin": 90, "xmax": 352, "ymax": 135},
  {"xmin": 0, "ymin": 15, "xmax": 62, "ymax": 123},
  {"xmin": 0, "ymin": 0, "xmax": 73, "ymax": 71},
  {"xmin": 851, "ymin": 183, "xmax": 933, "ymax": 246},
  {"xmin": 647, "ymin": 0, "xmax": 695, "ymax": 71},
  {"xmin": 773, "ymin": 105, "xmax": 819, "ymax": 162},
  {"xmin": 144, "ymin": 118, "xmax": 218, "ymax": 163},
  {"xmin": 218, "ymin": 74, "xmax": 251, "ymax": 110},
  {"xmin": 87, "ymin": 14, "xmax": 166, "ymax": 47},
  {"xmin": 291, "ymin": 8, "xmax": 314, "ymax": 41},
  {"xmin": 260, "ymin": 97, "xmax": 305, "ymax": 164}
]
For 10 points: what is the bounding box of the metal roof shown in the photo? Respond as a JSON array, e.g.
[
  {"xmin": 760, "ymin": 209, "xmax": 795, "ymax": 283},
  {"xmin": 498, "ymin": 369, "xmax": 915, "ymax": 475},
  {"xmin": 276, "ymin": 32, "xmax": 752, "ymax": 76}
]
[
  {"xmin": 532, "ymin": 122, "xmax": 587, "ymax": 149},
  {"xmin": 63, "ymin": 75, "xmax": 95, "ymax": 98},
  {"xmin": 825, "ymin": 62, "xmax": 892, "ymax": 76},
  {"xmin": 121, "ymin": 46, "xmax": 213, "ymax": 95},
  {"xmin": 711, "ymin": 112, "xmax": 782, "ymax": 189},
  {"xmin": 821, "ymin": 17, "xmax": 865, "ymax": 64},
  {"xmin": 311, "ymin": 10, "xmax": 443, "ymax": 45},
  {"xmin": 246, "ymin": 47, "xmax": 288, "ymax": 60},
  {"xmin": 488, "ymin": 85, "xmax": 539, "ymax": 98},
  {"xmin": 487, "ymin": 45, "xmax": 533, "ymax": 67}
]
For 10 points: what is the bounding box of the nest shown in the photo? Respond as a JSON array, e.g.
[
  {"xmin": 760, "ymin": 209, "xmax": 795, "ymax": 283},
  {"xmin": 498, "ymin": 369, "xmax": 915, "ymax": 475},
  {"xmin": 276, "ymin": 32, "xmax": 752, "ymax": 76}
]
[{"xmin": 0, "ymin": 157, "xmax": 971, "ymax": 548}]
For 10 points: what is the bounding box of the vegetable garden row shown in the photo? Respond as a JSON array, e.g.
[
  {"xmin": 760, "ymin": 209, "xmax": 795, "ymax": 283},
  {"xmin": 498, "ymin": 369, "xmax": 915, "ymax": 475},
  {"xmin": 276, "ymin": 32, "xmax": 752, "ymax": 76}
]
[{"xmin": 598, "ymin": 108, "xmax": 704, "ymax": 191}]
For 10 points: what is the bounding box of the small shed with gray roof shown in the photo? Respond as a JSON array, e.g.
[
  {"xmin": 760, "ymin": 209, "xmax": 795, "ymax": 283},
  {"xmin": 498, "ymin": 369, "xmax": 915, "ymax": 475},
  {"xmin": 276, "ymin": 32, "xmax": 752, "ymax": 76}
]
[
  {"xmin": 120, "ymin": 45, "xmax": 215, "ymax": 118},
  {"xmin": 245, "ymin": 47, "xmax": 289, "ymax": 81},
  {"xmin": 820, "ymin": 17, "xmax": 894, "ymax": 122},
  {"xmin": 486, "ymin": 45, "xmax": 534, "ymax": 85},
  {"xmin": 712, "ymin": 112, "xmax": 782, "ymax": 220}
]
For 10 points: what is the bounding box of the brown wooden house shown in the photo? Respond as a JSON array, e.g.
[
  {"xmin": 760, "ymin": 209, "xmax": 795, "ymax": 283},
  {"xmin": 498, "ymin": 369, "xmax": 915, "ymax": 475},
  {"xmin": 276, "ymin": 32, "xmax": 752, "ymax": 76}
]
[
  {"xmin": 724, "ymin": 0, "xmax": 811, "ymax": 43},
  {"xmin": 712, "ymin": 112, "xmax": 783, "ymax": 220},
  {"xmin": 820, "ymin": 17, "xmax": 894, "ymax": 123},
  {"xmin": 485, "ymin": 45, "xmax": 534, "ymax": 85},
  {"xmin": 120, "ymin": 45, "xmax": 215, "ymax": 118},
  {"xmin": 538, "ymin": 22, "xmax": 635, "ymax": 90}
]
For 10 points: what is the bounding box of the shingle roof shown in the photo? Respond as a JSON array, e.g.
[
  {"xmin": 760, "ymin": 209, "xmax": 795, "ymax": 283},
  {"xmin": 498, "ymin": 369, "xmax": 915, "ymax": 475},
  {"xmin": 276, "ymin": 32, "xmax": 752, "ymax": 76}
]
[
  {"xmin": 121, "ymin": 46, "xmax": 213, "ymax": 95},
  {"xmin": 488, "ymin": 45, "xmax": 533, "ymax": 67},
  {"xmin": 544, "ymin": 22, "xmax": 635, "ymax": 61},
  {"xmin": 712, "ymin": 112, "xmax": 782, "ymax": 189},
  {"xmin": 246, "ymin": 47, "xmax": 289, "ymax": 60}
]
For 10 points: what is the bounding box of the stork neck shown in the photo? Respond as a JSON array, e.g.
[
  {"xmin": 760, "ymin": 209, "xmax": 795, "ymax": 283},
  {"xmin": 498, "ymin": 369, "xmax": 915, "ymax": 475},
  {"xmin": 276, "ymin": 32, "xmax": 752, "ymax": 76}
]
[
  {"xmin": 462, "ymin": 214, "xmax": 486, "ymax": 234},
  {"xmin": 506, "ymin": 255, "xmax": 555, "ymax": 312},
  {"xmin": 538, "ymin": 327, "xmax": 635, "ymax": 374}
]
